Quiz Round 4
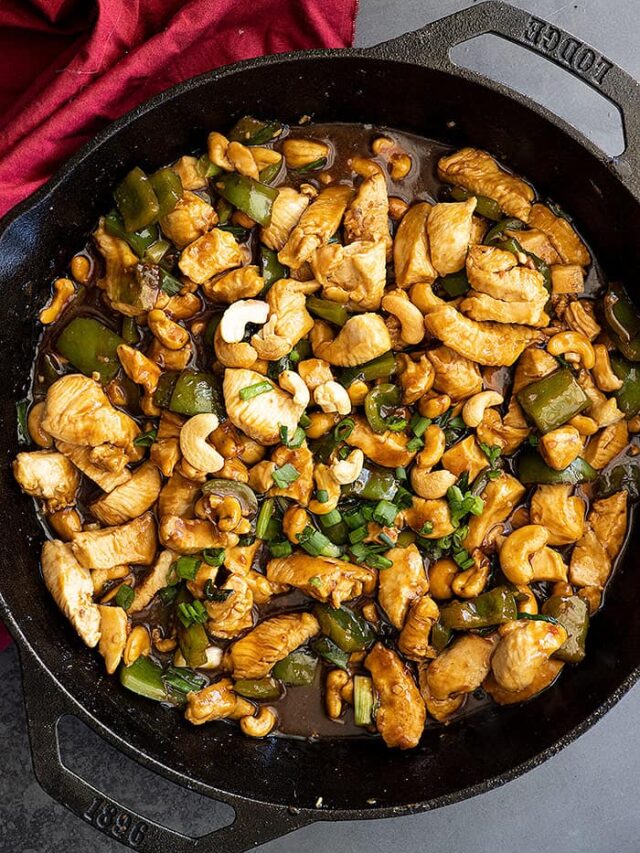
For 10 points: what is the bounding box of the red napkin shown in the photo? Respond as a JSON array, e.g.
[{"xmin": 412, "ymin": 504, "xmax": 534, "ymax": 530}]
[
  {"xmin": 0, "ymin": 0, "xmax": 358, "ymax": 653},
  {"xmin": 0, "ymin": 0, "xmax": 358, "ymax": 217}
]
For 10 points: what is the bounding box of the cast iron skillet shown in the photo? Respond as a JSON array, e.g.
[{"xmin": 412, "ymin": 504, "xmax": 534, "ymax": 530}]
[{"xmin": 2, "ymin": 3, "xmax": 640, "ymax": 851}]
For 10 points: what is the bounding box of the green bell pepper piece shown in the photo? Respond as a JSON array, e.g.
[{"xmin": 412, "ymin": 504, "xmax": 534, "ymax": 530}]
[
  {"xmin": 197, "ymin": 153, "xmax": 223, "ymax": 179},
  {"xmin": 440, "ymin": 586, "xmax": 518, "ymax": 630},
  {"xmin": 234, "ymin": 677, "xmax": 282, "ymax": 700},
  {"xmin": 542, "ymin": 595, "xmax": 589, "ymax": 663},
  {"xmin": 114, "ymin": 166, "xmax": 160, "ymax": 232},
  {"xmin": 439, "ymin": 270, "xmax": 470, "ymax": 298},
  {"xmin": 120, "ymin": 657, "xmax": 171, "ymax": 703},
  {"xmin": 259, "ymin": 161, "xmax": 282, "ymax": 184},
  {"xmin": 56, "ymin": 317, "xmax": 124, "ymax": 383},
  {"xmin": 595, "ymin": 461, "xmax": 640, "ymax": 500},
  {"xmin": 214, "ymin": 173, "xmax": 278, "ymax": 226},
  {"xmin": 228, "ymin": 116, "xmax": 284, "ymax": 145},
  {"xmin": 364, "ymin": 383, "xmax": 405, "ymax": 434},
  {"xmin": 178, "ymin": 621, "xmax": 209, "ymax": 668},
  {"xmin": 121, "ymin": 316, "xmax": 138, "ymax": 344},
  {"xmin": 517, "ymin": 368, "xmax": 589, "ymax": 433},
  {"xmin": 430, "ymin": 620, "xmax": 453, "ymax": 652},
  {"xmin": 306, "ymin": 296, "xmax": 349, "ymax": 327},
  {"xmin": 604, "ymin": 282, "xmax": 640, "ymax": 361},
  {"xmin": 450, "ymin": 185, "xmax": 501, "ymax": 220},
  {"xmin": 312, "ymin": 636, "xmax": 350, "ymax": 670},
  {"xmin": 149, "ymin": 167, "xmax": 183, "ymax": 219},
  {"xmin": 339, "ymin": 351, "xmax": 397, "ymax": 387},
  {"xmin": 518, "ymin": 450, "xmax": 597, "ymax": 485},
  {"xmin": 315, "ymin": 604, "xmax": 375, "ymax": 652},
  {"xmin": 484, "ymin": 217, "xmax": 526, "ymax": 244},
  {"xmin": 611, "ymin": 355, "xmax": 640, "ymax": 417},
  {"xmin": 272, "ymin": 651, "xmax": 318, "ymax": 686},
  {"xmin": 104, "ymin": 211, "xmax": 162, "ymax": 259},
  {"xmin": 260, "ymin": 246, "xmax": 287, "ymax": 291},
  {"xmin": 169, "ymin": 370, "xmax": 222, "ymax": 416},
  {"xmin": 341, "ymin": 464, "xmax": 399, "ymax": 500},
  {"xmin": 153, "ymin": 371, "xmax": 179, "ymax": 408}
]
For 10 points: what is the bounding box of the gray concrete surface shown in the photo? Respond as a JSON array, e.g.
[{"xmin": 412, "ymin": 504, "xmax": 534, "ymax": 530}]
[{"xmin": 2, "ymin": 1, "xmax": 640, "ymax": 850}]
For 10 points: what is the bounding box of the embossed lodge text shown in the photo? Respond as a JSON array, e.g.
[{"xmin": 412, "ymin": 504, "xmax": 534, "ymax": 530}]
[{"xmin": 523, "ymin": 16, "xmax": 612, "ymax": 85}]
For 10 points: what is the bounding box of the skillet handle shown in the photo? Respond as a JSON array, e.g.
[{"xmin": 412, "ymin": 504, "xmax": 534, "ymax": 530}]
[
  {"xmin": 20, "ymin": 654, "xmax": 312, "ymax": 853},
  {"xmin": 368, "ymin": 0, "xmax": 640, "ymax": 185}
]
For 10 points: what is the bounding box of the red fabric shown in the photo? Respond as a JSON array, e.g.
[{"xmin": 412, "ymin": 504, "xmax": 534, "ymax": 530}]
[
  {"xmin": 0, "ymin": 0, "xmax": 357, "ymax": 653},
  {"xmin": 0, "ymin": 0, "xmax": 358, "ymax": 217}
]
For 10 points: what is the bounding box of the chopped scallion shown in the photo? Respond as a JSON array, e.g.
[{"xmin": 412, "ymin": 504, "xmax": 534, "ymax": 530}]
[
  {"xmin": 269, "ymin": 540, "xmax": 293, "ymax": 557},
  {"xmin": 372, "ymin": 500, "xmax": 397, "ymax": 527},
  {"xmin": 114, "ymin": 584, "xmax": 134, "ymax": 610},
  {"xmin": 239, "ymin": 380, "xmax": 273, "ymax": 401},
  {"xmin": 256, "ymin": 498, "xmax": 275, "ymax": 539},
  {"xmin": 272, "ymin": 462, "xmax": 300, "ymax": 489},
  {"xmin": 176, "ymin": 556, "xmax": 200, "ymax": 580},
  {"xmin": 353, "ymin": 675, "xmax": 375, "ymax": 726},
  {"xmin": 202, "ymin": 548, "xmax": 225, "ymax": 567}
]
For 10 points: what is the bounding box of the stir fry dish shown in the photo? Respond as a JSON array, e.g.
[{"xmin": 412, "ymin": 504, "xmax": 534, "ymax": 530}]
[{"xmin": 13, "ymin": 117, "xmax": 638, "ymax": 749}]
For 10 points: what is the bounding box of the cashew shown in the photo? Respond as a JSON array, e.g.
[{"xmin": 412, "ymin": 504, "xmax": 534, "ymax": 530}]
[
  {"xmin": 530, "ymin": 547, "xmax": 568, "ymax": 582},
  {"xmin": 219, "ymin": 299, "xmax": 270, "ymax": 344},
  {"xmin": 174, "ymin": 645, "xmax": 223, "ymax": 670},
  {"xmin": 206, "ymin": 495, "xmax": 243, "ymax": 532},
  {"xmin": 123, "ymin": 625, "xmax": 151, "ymax": 666},
  {"xmin": 347, "ymin": 380, "xmax": 369, "ymax": 406},
  {"xmin": 147, "ymin": 309, "xmax": 189, "ymax": 350},
  {"xmin": 282, "ymin": 138, "xmax": 329, "ymax": 169},
  {"xmin": 388, "ymin": 196, "xmax": 409, "ymax": 220},
  {"xmin": 592, "ymin": 344, "xmax": 624, "ymax": 392},
  {"xmin": 428, "ymin": 558, "xmax": 458, "ymax": 599},
  {"xmin": 207, "ymin": 131, "xmax": 233, "ymax": 169},
  {"xmin": 279, "ymin": 370, "xmax": 310, "ymax": 408},
  {"xmin": 179, "ymin": 413, "xmax": 224, "ymax": 473},
  {"xmin": 418, "ymin": 393, "xmax": 451, "ymax": 419},
  {"xmin": 381, "ymin": 291, "xmax": 425, "ymax": 345},
  {"xmin": 304, "ymin": 412, "xmax": 338, "ymax": 438},
  {"xmin": 499, "ymin": 525, "xmax": 548, "ymax": 584},
  {"xmin": 70, "ymin": 254, "xmax": 92, "ymax": 284},
  {"xmin": 98, "ymin": 605, "xmax": 128, "ymax": 675},
  {"xmin": 227, "ymin": 141, "xmax": 259, "ymax": 179},
  {"xmin": 462, "ymin": 391, "xmax": 504, "ymax": 428},
  {"xmin": 39, "ymin": 277, "xmax": 75, "ymax": 325},
  {"xmin": 27, "ymin": 402, "xmax": 53, "ymax": 448},
  {"xmin": 451, "ymin": 553, "xmax": 489, "ymax": 598},
  {"xmin": 415, "ymin": 425, "xmax": 447, "ymax": 469},
  {"xmin": 547, "ymin": 331, "xmax": 595, "ymax": 369},
  {"xmin": 283, "ymin": 505, "xmax": 310, "ymax": 543},
  {"xmin": 117, "ymin": 344, "xmax": 161, "ymax": 395},
  {"xmin": 411, "ymin": 469, "xmax": 457, "ymax": 499},
  {"xmin": 326, "ymin": 669, "xmax": 350, "ymax": 719},
  {"xmin": 308, "ymin": 463, "xmax": 340, "ymax": 514},
  {"xmin": 314, "ymin": 381, "xmax": 352, "ymax": 415},
  {"xmin": 515, "ymin": 584, "xmax": 538, "ymax": 615},
  {"xmin": 389, "ymin": 152, "xmax": 412, "ymax": 180},
  {"xmin": 240, "ymin": 706, "xmax": 277, "ymax": 738},
  {"xmin": 330, "ymin": 448, "xmax": 364, "ymax": 485}
]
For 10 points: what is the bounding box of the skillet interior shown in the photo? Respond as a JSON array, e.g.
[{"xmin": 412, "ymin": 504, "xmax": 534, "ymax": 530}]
[{"xmin": 2, "ymin": 53, "xmax": 640, "ymax": 813}]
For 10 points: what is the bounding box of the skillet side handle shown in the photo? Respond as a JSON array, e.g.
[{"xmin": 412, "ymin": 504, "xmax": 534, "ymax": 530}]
[
  {"xmin": 367, "ymin": 0, "xmax": 640, "ymax": 186},
  {"xmin": 20, "ymin": 654, "xmax": 312, "ymax": 853}
]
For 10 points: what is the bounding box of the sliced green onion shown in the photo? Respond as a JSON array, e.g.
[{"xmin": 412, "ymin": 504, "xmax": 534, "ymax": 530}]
[
  {"xmin": 114, "ymin": 584, "xmax": 134, "ymax": 610},
  {"xmin": 297, "ymin": 525, "xmax": 342, "ymax": 558},
  {"xmin": 411, "ymin": 415, "xmax": 430, "ymax": 438},
  {"xmin": 163, "ymin": 666, "xmax": 207, "ymax": 695},
  {"xmin": 256, "ymin": 498, "xmax": 275, "ymax": 539},
  {"xmin": 353, "ymin": 675, "xmax": 375, "ymax": 726},
  {"xmin": 176, "ymin": 556, "xmax": 200, "ymax": 580},
  {"xmin": 517, "ymin": 612, "xmax": 559, "ymax": 624},
  {"xmin": 349, "ymin": 525, "xmax": 369, "ymax": 545},
  {"xmin": 279, "ymin": 424, "xmax": 306, "ymax": 448},
  {"xmin": 319, "ymin": 509, "xmax": 342, "ymax": 528},
  {"xmin": 342, "ymin": 508, "xmax": 365, "ymax": 531},
  {"xmin": 306, "ymin": 295, "xmax": 349, "ymax": 326},
  {"xmin": 272, "ymin": 463, "xmax": 300, "ymax": 489},
  {"xmin": 334, "ymin": 417, "xmax": 355, "ymax": 442},
  {"xmin": 406, "ymin": 437, "xmax": 424, "ymax": 452},
  {"xmin": 204, "ymin": 581, "xmax": 233, "ymax": 602},
  {"xmin": 178, "ymin": 600, "xmax": 208, "ymax": 627},
  {"xmin": 16, "ymin": 399, "xmax": 29, "ymax": 444},
  {"xmin": 160, "ymin": 269, "xmax": 183, "ymax": 296},
  {"xmin": 365, "ymin": 553, "xmax": 393, "ymax": 570},
  {"xmin": 372, "ymin": 500, "xmax": 397, "ymax": 527},
  {"xmin": 202, "ymin": 548, "xmax": 226, "ymax": 567},
  {"xmin": 312, "ymin": 636, "xmax": 350, "ymax": 670},
  {"xmin": 239, "ymin": 381, "xmax": 273, "ymax": 401},
  {"xmin": 120, "ymin": 657, "xmax": 170, "ymax": 703},
  {"xmin": 316, "ymin": 489, "xmax": 329, "ymax": 504},
  {"xmin": 378, "ymin": 532, "xmax": 396, "ymax": 549},
  {"xmin": 299, "ymin": 412, "xmax": 312, "ymax": 429},
  {"xmin": 269, "ymin": 540, "xmax": 293, "ymax": 558}
]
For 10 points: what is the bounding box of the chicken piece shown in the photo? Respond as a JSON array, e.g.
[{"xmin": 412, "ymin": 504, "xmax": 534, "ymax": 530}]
[
  {"xmin": 590, "ymin": 491, "xmax": 628, "ymax": 562},
  {"xmin": 438, "ymin": 148, "xmax": 534, "ymax": 221},
  {"xmin": 223, "ymin": 541, "xmax": 260, "ymax": 577},
  {"xmin": 178, "ymin": 228, "xmax": 243, "ymax": 284},
  {"xmin": 147, "ymin": 336, "xmax": 193, "ymax": 373},
  {"xmin": 528, "ymin": 203, "xmax": 591, "ymax": 265},
  {"xmin": 378, "ymin": 546, "xmax": 429, "ymax": 629},
  {"xmin": 506, "ymin": 228, "xmax": 560, "ymax": 265},
  {"xmin": 206, "ymin": 574, "xmax": 254, "ymax": 639},
  {"xmin": 91, "ymin": 462, "xmax": 162, "ymax": 526},
  {"xmin": 539, "ymin": 426, "xmax": 583, "ymax": 471},
  {"xmin": 90, "ymin": 564, "xmax": 130, "ymax": 595},
  {"xmin": 159, "ymin": 515, "xmax": 231, "ymax": 555},
  {"xmin": 97, "ymin": 605, "xmax": 128, "ymax": 674},
  {"xmin": 441, "ymin": 435, "xmax": 489, "ymax": 481},
  {"xmin": 418, "ymin": 664, "xmax": 465, "ymax": 722},
  {"xmin": 171, "ymin": 155, "xmax": 207, "ymax": 190},
  {"xmin": 424, "ymin": 305, "xmax": 542, "ymax": 366},
  {"xmin": 150, "ymin": 411, "xmax": 184, "ymax": 478},
  {"xmin": 393, "ymin": 202, "xmax": 437, "ymax": 288},
  {"xmin": 223, "ymin": 368, "xmax": 306, "ymax": 445},
  {"xmin": 426, "ymin": 634, "xmax": 497, "ymax": 700},
  {"xmin": 576, "ymin": 369, "xmax": 624, "ymax": 428},
  {"xmin": 404, "ymin": 498, "xmax": 455, "ymax": 539},
  {"xmin": 260, "ymin": 187, "xmax": 310, "ymax": 251},
  {"xmin": 266, "ymin": 554, "xmax": 374, "ymax": 607},
  {"xmin": 158, "ymin": 472, "xmax": 199, "ymax": 518},
  {"xmin": 92, "ymin": 221, "xmax": 140, "ymax": 309},
  {"xmin": 551, "ymin": 264, "xmax": 585, "ymax": 295},
  {"xmin": 583, "ymin": 420, "xmax": 628, "ymax": 470},
  {"xmin": 466, "ymin": 245, "xmax": 547, "ymax": 302},
  {"xmin": 310, "ymin": 314, "xmax": 391, "ymax": 367},
  {"xmin": 569, "ymin": 526, "xmax": 610, "ymax": 589},
  {"xmin": 398, "ymin": 595, "xmax": 440, "ymax": 660},
  {"xmin": 461, "ymin": 291, "xmax": 549, "ymax": 327},
  {"xmin": 202, "ymin": 265, "xmax": 263, "ymax": 303},
  {"xmin": 225, "ymin": 612, "xmax": 320, "ymax": 679},
  {"xmin": 72, "ymin": 512, "xmax": 157, "ymax": 569},
  {"xmin": 278, "ymin": 185, "xmax": 353, "ymax": 269},
  {"xmin": 344, "ymin": 167, "xmax": 389, "ymax": 238},
  {"xmin": 464, "ymin": 472, "xmax": 526, "ymax": 551},
  {"xmin": 396, "ymin": 353, "xmax": 435, "ymax": 404},
  {"xmin": 41, "ymin": 540, "xmax": 101, "ymax": 647},
  {"xmin": 529, "ymin": 485, "xmax": 585, "ymax": 546},
  {"xmin": 427, "ymin": 346, "xmax": 482, "ymax": 400},
  {"xmin": 252, "ymin": 279, "xmax": 319, "ymax": 360},
  {"xmin": 297, "ymin": 358, "xmax": 334, "ymax": 392},
  {"xmin": 562, "ymin": 299, "xmax": 601, "ymax": 341},
  {"xmin": 476, "ymin": 397, "xmax": 530, "ymax": 454},
  {"xmin": 365, "ymin": 643, "xmax": 426, "ymax": 749},
  {"xmin": 13, "ymin": 450, "xmax": 79, "ymax": 511},
  {"xmin": 345, "ymin": 416, "xmax": 416, "ymax": 468},
  {"xmin": 491, "ymin": 620, "xmax": 567, "ymax": 693},
  {"xmin": 484, "ymin": 658, "xmax": 563, "ymax": 704},
  {"xmin": 269, "ymin": 445, "xmax": 314, "ymax": 506},
  {"xmin": 159, "ymin": 191, "xmax": 217, "ymax": 248},
  {"xmin": 512, "ymin": 346, "xmax": 558, "ymax": 393},
  {"xmin": 56, "ymin": 440, "xmax": 131, "ymax": 492},
  {"xmin": 128, "ymin": 550, "xmax": 175, "ymax": 613},
  {"xmin": 427, "ymin": 198, "xmax": 476, "ymax": 275},
  {"xmin": 185, "ymin": 678, "xmax": 255, "ymax": 725},
  {"xmin": 311, "ymin": 240, "xmax": 387, "ymax": 310}
]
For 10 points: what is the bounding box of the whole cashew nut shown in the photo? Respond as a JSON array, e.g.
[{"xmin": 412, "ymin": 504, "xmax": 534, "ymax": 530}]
[
  {"xmin": 499, "ymin": 524, "xmax": 548, "ymax": 584},
  {"xmin": 530, "ymin": 547, "xmax": 568, "ymax": 582},
  {"xmin": 330, "ymin": 448, "xmax": 364, "ymax": 485},
  {"xmin": 220, "ymin": 299, "xmax": 270, "ymax": 344},
  {"xmin": 325, "ymin": 669, "xmax": 350, "ymax": 719},
  {"xmin": 314, "ymin": 381, "xmax": 352, "ymax": 415},
  {"xmin": 179, "ymin": 413, "xmax": 225, "ymax": 473},
  {"xmin": 410, "ymin": 468, "xmax": 457, "ymax": 499},
  {"xmin": 381, "ymin": 291, "xmax": 425, "ymax": 345},
  {"xmin": 462, "ymin": 391, "xmax": 504, "ymax": 428},
  {"xmin": 547, "ymin": 331, "xmax": 595, "ymax": 369},
  {"xmin": 415, "ymin": 425, "xmax": 447, "ymax": 470},
  {"xmin": 279, "ymin": 370, "xmax": 311, "ymax": 408},
  {"xmin": 240, "ymin": 706, "xmax": 278, "ymax": 737},
  {"xmin": 592, "ymin": 344, "xmax": 624, "ymax": 392}
]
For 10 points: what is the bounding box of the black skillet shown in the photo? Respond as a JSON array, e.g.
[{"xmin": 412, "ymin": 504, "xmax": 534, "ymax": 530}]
[{"xmin": 2, "ymin": 3, "xmax": 640, "ymax": 851}]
